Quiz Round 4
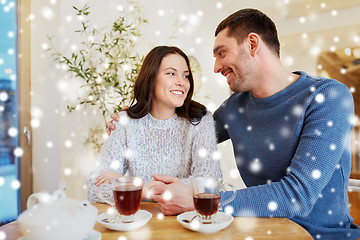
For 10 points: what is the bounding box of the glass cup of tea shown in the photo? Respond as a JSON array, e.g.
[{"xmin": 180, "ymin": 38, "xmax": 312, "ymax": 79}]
[
  {"xmin": 190, "ymin": 177, "xmax": 236, "ymax": 224},
  {"xmin": 98, "ymin": 176, "xmax": 143, "ymax": 223}
]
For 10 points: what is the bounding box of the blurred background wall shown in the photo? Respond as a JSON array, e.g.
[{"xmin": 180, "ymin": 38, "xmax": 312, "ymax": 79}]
[{"xmin": 29, "ymin": 0, "xmax": 360, "ymax": 199}]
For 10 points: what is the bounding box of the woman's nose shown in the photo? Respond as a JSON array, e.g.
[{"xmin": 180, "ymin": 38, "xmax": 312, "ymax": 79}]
[{"xmin": 175, "ymin": 81, "xmax": 183, "ymax": 86}]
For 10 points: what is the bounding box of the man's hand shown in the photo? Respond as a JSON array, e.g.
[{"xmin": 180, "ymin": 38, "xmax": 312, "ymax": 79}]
[
  {"xmin": 151, "ymin": 174, "xmax": 194, "ymax": 215},
  {"xmin": 95, "ymin": 171, "xmax": 123, "ymax": 186},
  {"xmin": 106, "ymin": 106, "xmax": 129, "ymax": 135},
  {"xmin": 142, "ymin": 180, "xmax": 167, "ymax": 200}
]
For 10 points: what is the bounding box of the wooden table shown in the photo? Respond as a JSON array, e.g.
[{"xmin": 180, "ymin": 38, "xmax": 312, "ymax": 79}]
[{"xmin": 0, "ymin": 202, "xmax": 313, "ymax": 240}]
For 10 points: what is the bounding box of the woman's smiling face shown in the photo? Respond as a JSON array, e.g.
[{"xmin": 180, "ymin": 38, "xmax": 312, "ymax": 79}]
[{"xmin": 151, "ymin": 53, "xmax": 190, "ymax": 118}]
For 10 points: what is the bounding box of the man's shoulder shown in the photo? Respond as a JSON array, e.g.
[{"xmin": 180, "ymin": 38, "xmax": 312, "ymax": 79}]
[{"xmin": 303, "ymin": 72, "xmax": 347, "ymax": 88}]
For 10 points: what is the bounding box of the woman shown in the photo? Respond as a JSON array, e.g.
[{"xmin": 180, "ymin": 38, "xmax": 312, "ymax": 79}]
[{"xmin": 87, "ymin": 46, "xmax": 221, "ymax": 203}]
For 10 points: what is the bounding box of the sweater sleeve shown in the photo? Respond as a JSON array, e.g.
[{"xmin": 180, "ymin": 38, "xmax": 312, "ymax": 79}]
[
  {"xmin": 220, "ymin": 82, "xmax": 354, "ymax": 218},
  {"xmin": 189, "ymin": 112, "xmax": 223, "ymax": 179},
  {"xmin": 86, "ymin": 114, "xmax": 129, "ymax": 203},
  {"xmin": 213, "ymin": 102, "xmax": 230, "ymax": 144}
]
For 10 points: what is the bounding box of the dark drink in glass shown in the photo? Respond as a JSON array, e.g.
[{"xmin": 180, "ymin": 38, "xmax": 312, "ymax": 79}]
[
  {"xmin": 113, "ymin": 185, "xmax": 142, "ymax": 216},
  {"xmin": 193, "ymin": 193, "xmax": 220, "ymax": 219}
]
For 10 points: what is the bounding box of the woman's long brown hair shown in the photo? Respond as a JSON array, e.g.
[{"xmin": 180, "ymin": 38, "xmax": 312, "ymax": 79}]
[{"xmin": 127, "ymin": 46, "xmax": 207, "ymax": 125}]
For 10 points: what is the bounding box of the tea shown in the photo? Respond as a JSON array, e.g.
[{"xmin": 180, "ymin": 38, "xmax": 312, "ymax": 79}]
[
  {"xmin": 193, "ymin": 193, "xmax": 220, "ymax": 216},
  {"xmin": 113, "ymin": 185, "xmax": 142, "ymax": 216}
]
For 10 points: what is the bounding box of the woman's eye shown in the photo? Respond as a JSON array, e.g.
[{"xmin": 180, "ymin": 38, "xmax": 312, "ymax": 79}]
[
  {"xmin": 184, "ymin": 75, "xmax": 189, "ymax": 79},
  {"xmin": 167, "ymin": 72, "xmax": 175, "ymax": 76}
]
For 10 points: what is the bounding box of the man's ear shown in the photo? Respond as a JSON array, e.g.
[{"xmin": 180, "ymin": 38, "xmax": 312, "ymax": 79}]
[{"xmin": 247, "ymin": 33, "xmax": 260, "ymax": 56}]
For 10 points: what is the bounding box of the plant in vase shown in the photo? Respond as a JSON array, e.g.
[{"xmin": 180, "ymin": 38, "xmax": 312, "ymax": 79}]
[{"xmin": 48, "ymin": 2, "xmax": 147, "ymax": 152}]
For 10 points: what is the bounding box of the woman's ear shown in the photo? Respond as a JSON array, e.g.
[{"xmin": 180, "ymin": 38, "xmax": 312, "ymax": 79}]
[{"xmin": 247, "ymin": 33, "xmax": 260, "ymax": 56}]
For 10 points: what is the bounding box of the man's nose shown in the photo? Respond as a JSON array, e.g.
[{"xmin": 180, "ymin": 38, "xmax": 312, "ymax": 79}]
[{"xmin": 214, "ymin": 59, "xmax": 222, "ymax": 73}]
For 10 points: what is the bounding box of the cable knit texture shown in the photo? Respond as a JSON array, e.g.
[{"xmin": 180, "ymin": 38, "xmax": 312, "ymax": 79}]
[
  {"xmin": 87, "ymin": 111, "xmax": 222, "ymax": 203},
  {"xmin": 214, "ymin": 71, "xmax": 360, "ymax": 240}
]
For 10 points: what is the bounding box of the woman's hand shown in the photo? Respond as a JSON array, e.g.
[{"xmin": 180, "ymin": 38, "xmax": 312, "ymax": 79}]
[
  {"xmin": 95, "ymin": 171, "xmax": 123, "ymax": 186},
  {"xmin": 106, "ymin": 106, "xmax": 129, "ymax": 135}
]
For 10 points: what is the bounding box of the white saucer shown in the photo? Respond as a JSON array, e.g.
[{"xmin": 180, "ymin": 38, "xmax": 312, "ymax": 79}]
[
  {"xmin": 177, "ymin": 211, "xmax": 233, "ymax": 234},
  {"xmin": 17, "ymin": 229, "xmax": 101, "ymax": 240},
  {"xmin": 97, "ymin": 210, "xmax": 152, "ymax": 231}
]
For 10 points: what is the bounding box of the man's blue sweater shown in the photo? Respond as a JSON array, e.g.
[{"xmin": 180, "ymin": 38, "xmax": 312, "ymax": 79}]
[{"xmin": 214, "ymin": 71, "xmax": 360, "ymax": 239}]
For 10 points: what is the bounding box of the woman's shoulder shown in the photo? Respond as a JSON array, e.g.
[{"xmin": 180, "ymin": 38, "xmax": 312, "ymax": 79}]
[{"xmin": 192, "ymin": 110, "xmax": 215, "ymax": 128}]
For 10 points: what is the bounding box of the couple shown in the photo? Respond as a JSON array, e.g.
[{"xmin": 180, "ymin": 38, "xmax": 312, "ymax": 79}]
[{"xmin": 88, "ymin": 8, "xmax": 360, "ymax": 240}]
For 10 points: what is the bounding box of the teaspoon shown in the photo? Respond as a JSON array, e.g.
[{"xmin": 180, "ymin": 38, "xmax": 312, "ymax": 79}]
[{"xmin": 182, "ymin": 215, "xmax": 196, "ymax": 223}]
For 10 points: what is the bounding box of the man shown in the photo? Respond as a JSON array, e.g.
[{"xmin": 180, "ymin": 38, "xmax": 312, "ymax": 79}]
[{"xmin": 106, "ymin": 9, "xmax": 360, "ymax": 239}]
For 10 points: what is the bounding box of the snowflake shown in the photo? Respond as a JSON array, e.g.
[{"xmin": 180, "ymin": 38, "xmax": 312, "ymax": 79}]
[
  {"xmin": 268, "ymin": 201, "xmax": 278, "ymax": 211},
  {"xmin": 230, "ymin": 169, "xmax": 239, "ymax": 178},
  {"xmin": 212, "ymin": 151, "xmax": 221, "ymax": 160},
  {"xmin": 163, "ymin": 191, "xmax": 172, "ymax": 201},
  {"xmin": 8, "ymin": 127, "xmax": 18, "ymax": 137},
  {"xmin": 0, "ymin": 231, "xmax": 6, "ymax": 240},
  {"xmin": 268, "ymin": 143, "xmax": 275, "ymax": 151},
  {"xmin": 190, "ymin": 219, "xmax": 200, "ymax": 230},
  {"xmin": 64, "ymin": 140, "xmax": 72, "ymax": 148},
  {"xmin": 225, "ymin": 205, "xmax": 234, "ymax": 215},
  {"xmin": 280, "ymin": 127, "xmax": 290, "ymax": 137},
  {"xmin": 11, "ymin": 179, "xmax": 20, "ymax": 190},
  {"xmin": 106, "ymin": 207, "xmax": 116, "ymax": 216},
  {"xmin": 0, "ymin": 91, "xmax": 9, "ymax": 101},
  {"xmin": 292, "ymin": 105, "xmax": 303, "ymax": 117},
  {"xmin": 330, "ymin": 144, "xmax": 336, "ymax": 151},
  {"xmin": 327, "ymin": 210, "xmax": 333, "ymax": 215},
  {"xmin": 64, "ymin": 168, "xmax": 72, "ymax": 176},
  {"xmin": 250, "ymin": 159, "xmax": 262, "ymax": 173},
  {"xmin": 0, "ymin": 177, "xmax": 4, "ymax": 186},
  {"xmin": 312, "ymin": 169, "xmax": 321, "ymax": 179},
  {"xmin": 133, "ymin": 177, "xmax": 142, "ymax": 187},
  {"xmin": 31, "ymin": 118, "xmax": 41, "ymax": 128},
  {"xmin": 124, "ymin": 148, "xmax": 133, "ymax": 158},
  {"xmin": 102, "ymin": 133, "xmax": 108, "ymax": 141},
  {"xmin": 314, "ymin": 129, "xmax": 322, "ymax": 136},
  {"xmin": 327, "ymin": 121, "xmax": 333, "ymax": 127},
  {"xmin": 46, "ymin": 141, "xmax": 53, "ymax": 148},
  {"xmin": 198, "ymin": 148, "xmax": 207, "ymax": 158},
  {"xmin": 119, "ymin": 114, "xmax": 129, "ymax": 126},
  {"xmin": 13, "ymin": 147, "xmax": 23, "ymax": 157},
  {"xmin": 247, "ymin": 125, "xmax": 252, "ymax": 131},
  {"xmin": 110, "ymin": 160, "xmax": 120, "ymax": 170},
  {"xmin": 157, "ymin": 213, "xmax": 164, "ymax": 220},
  {"xmin": 315, "ymin": 93, "xmax": 325, "ymax": 103}
]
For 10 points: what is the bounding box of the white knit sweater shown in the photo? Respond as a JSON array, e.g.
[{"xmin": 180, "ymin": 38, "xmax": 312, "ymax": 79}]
[{"xmin": 87, "ymin": 111, "xmax": 222, "ymax": 203}]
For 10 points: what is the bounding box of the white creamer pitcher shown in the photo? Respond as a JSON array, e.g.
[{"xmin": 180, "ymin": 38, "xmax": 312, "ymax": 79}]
[{"xmin": 17, "ymin": 190, "xmax": 98, "ymax": 240}]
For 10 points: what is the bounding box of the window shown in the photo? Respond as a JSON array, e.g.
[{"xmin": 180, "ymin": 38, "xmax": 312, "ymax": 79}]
[{"xmin": 0, "ymin": 0, "xmax": 20, "ymax": 225}]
